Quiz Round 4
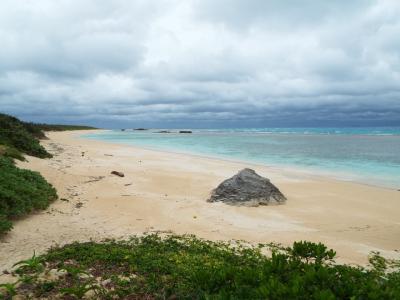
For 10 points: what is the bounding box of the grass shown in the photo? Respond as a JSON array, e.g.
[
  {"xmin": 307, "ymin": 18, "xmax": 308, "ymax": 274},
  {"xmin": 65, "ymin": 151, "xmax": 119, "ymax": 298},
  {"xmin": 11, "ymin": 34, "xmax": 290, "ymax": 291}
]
[
  {"xmin": 0, "ymin": 156, "xmax": 58, "ymax": 234},
  {"xmin": 2, "ymin": 234, "xmax": 399, "ymax": 299}
]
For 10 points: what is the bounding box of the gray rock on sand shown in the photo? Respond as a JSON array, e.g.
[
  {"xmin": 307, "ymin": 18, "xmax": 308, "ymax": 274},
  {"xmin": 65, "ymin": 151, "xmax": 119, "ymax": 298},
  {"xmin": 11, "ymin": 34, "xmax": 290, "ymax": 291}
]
[{"xmin": 208, "ymin": 168, "xmax": 286, "ymax": 206}]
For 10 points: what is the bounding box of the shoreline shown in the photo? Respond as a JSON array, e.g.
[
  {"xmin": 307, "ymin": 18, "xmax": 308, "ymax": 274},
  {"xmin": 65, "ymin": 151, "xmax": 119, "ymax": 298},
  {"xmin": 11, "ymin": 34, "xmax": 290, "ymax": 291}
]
[
  {"xmin": 81, "ymin": 130, "xmax": 399, "ymax": 191},
  {"xmin": 1, "ymin": 130, "xmax": 400, "ymax": 282}
]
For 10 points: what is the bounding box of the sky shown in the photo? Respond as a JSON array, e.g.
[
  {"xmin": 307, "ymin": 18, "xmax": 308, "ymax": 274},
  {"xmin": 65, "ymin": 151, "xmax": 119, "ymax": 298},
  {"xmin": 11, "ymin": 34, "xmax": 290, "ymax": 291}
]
[{"xmin": 1, "ymin": 0, "xmax": 400, "ymax": 128}]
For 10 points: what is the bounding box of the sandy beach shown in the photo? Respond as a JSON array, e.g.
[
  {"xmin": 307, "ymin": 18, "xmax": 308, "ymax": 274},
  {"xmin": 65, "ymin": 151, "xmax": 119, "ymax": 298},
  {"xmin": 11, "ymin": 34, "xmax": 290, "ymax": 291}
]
[{"xmin": 1, "ymin": 130, "xmax": 399, "ymax": 281}]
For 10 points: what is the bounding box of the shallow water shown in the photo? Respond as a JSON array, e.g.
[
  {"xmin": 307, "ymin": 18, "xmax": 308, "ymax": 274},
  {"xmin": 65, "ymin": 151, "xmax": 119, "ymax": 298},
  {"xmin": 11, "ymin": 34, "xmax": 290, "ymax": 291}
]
[{"xmin": 84, "ymin": 128, "xmax": 400, "ymax": 189}]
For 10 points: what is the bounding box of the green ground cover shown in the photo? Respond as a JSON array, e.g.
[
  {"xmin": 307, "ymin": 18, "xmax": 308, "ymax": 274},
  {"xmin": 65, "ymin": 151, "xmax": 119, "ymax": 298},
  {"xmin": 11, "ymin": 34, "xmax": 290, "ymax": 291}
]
[
  {"xmin": 0, "ymin": 156, "xmax": 57, "ymax": 234},
  {"xmin": 2, "ymin": 234, "xmax": 399, "ymax": 299},
  {"xmin": 0, "ymin": 113, "xmax": 52, "ymax": 159}
]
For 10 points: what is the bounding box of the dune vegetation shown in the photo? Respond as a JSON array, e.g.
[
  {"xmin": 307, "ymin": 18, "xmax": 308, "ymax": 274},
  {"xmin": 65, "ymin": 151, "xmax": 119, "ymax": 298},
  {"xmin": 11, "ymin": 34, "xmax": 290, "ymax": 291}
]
[
  {"xmin": 0, "ymin": 113, "xmax": 97, "ymax": 160},
  {"xmin": 1, "ymin": 234, "xmax": 400, "ymax": 299},
  {"xmin": 27, "ymin": 123, "xmax": 97, "ymax": 133},
  {"xmin": 0, "ymin": 113, "xmax": 59, "ymax": 234},
  {"xmin": 0, "ymin": 113, "xmax": 97, "ymax": 235},
  {"xmin": 0, "ymin": 113, "xmax": 52, "ymax": 159},
  {"xmin": 0, "ymin": 113, "xmax": 98, "ymax": 236},
  {"xmin": 0, "ymin": 156, "xmax": 57, "ymax": 234}
]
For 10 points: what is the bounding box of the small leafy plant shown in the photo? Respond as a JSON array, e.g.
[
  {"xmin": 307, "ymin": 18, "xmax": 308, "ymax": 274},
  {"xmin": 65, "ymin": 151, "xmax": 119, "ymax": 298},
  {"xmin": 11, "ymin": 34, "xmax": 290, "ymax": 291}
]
[
  {"xmin": 13, "ymin": 252, "xmax": 44, "ymax": 274},
  {"xmin": 60, "ymin": 282, "xmax": 97, "ymax": 299},
  {"xmin": 0, "ymin": 281, "xmax": 20, "ymax": 298},
  {"xmin": 59, "ymin": 264, "xmax": 89, "ymax": 279}
]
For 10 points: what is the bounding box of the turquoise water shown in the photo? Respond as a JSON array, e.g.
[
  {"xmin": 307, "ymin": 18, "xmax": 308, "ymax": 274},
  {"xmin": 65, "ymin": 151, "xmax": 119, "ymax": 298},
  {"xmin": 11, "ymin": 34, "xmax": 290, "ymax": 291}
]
[{"xmin": 83, "ymin": 128, "xmax": 400, "ymax": 189}]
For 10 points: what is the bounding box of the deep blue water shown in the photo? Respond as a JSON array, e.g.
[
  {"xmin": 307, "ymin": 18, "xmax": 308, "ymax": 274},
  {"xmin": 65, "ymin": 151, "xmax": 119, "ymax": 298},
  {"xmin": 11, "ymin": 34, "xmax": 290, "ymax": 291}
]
[{"xmin": 83, "ymin": 128, "xmax": 400, "ymax": 189}]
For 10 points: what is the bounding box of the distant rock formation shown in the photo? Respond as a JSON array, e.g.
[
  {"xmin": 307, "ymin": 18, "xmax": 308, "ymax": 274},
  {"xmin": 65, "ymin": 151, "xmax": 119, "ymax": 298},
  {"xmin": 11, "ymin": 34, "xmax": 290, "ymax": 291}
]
[
  {"xmin": 134, "ymin": 128, "xmax": 147, "ymax": 131},
  {"xmin": 179, "ymin": 130, "xmax": 192, "ymax": 133},
  {"xmin": 156, "ymin": 130, "xmax": 171, "ymax": 133},
  {"xmin": 208, "ymin": 168, "xmax": 286, "ymax": 206}
]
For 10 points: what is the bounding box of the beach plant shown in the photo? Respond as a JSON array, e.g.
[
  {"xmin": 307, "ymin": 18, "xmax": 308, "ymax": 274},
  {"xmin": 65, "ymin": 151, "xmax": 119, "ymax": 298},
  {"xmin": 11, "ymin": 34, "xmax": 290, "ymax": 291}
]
[
  {"xmin": 60, "ymin": 282, "xmax": 97, "ymax": 299},
  {"xmin": 0, "ymin": 112, "xmax": 95, "ymax": 238},
  {"xmin": 0, "ymin": 113, "xmax": 52, "ymax": 158},
  {"xmin": 0, "ymin": 156, "xmax": 58, "ymax": 234},
  {"xmin": 26, "ymin": 123, "xmax": 97, "ymax": 132},
  {"xmin": 0, "ymin": 112, "xmax": 96, "ymax": 161},
  {"xmin": 4, "ymin": 233, "xmax": 400, "ymax": 299},
  {"xmin": 289, "ymin": 240, "xmax": 336, "ymax": 264},
  {"xmin": 13, "ymin": 252, "xmax": 44, "ymax": 274},
  {"xmin": 59, "ymin": 264, "xmax": 89, "ymax": 279},
  {"xmin": 0, "ymin": 214, "xmax": 12, "ymax": 234},
  {"xmin": 0, "ymin": 145, "xmax": 25, "ymax": 161},
  {"xmin": 0, "ymin": 281, "xmax": 19, "ymax": 298},
  {"xmin": 35, "ymin": 281, "xmax": 56, "ymax": 294}
]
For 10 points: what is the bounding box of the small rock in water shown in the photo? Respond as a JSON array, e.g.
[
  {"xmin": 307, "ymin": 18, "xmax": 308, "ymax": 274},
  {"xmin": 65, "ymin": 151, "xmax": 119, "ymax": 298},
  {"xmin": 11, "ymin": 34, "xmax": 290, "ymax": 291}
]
[
  {"xmin": 179, "ymin": 130, "xmax": 192, "ymax": 133},
  {"xmin": 111, "ymin": 171, "xmax": 125, "ymax": 177},
  {"xmin": 208, "ymin": 168, "xmax": 286, "ymax": 206}
]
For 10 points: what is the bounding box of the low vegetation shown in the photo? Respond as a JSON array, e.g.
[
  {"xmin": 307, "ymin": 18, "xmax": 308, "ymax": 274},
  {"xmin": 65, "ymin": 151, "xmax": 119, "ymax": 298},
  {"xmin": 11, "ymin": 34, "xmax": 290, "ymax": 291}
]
[
  {"xmin": 0, "ymin": 113, "xmax": 52, "ymax": 159},
  {"xmin": 0, "ymin": 113, "xmax": 97, "ymax": 160},
  {"xmin": 1, "ymin": 234, "xmax": 399, "ymax": 299},
  {"xmin": 0, "ymin": 157, "xmax": 57, "ymax": 234},
  {"xmin": 27, "ymin": 123, "xmax": 97, "ymax": 132},
  {"xmin": 0, "ymin": 113, "xmax": 94, "ymax": 235}
]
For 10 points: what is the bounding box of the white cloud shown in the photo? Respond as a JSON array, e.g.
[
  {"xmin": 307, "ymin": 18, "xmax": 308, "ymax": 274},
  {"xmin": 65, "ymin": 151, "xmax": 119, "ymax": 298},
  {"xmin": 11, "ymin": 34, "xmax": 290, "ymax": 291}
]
[{"xmin": 0, "ymin": 0, "xmax": 399, "ymax": 127}]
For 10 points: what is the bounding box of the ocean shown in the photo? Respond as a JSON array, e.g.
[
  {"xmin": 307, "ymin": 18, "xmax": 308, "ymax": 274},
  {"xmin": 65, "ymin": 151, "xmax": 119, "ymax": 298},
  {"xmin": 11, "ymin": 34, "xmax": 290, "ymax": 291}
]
[{"xmin": 83, "ymin": 128, "xmax": 400, "ymax": 189}]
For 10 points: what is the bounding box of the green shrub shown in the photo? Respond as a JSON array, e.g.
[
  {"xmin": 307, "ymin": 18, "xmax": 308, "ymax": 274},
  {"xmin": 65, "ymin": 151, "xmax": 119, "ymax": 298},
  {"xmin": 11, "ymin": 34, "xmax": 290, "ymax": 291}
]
[
  {"xmin": 0, "ymin": 113, "xmax": 52, "ymax": 158},
  {"xmin": 0, "ymin": 112, "xmax": 91, "ymax": 237},
  {"xmin": 0, "ymin": 214, "xmax": 12, "ymax": 234},
  {"xmin": 5, "ymin": 234, "xmax": 400, "ymax": 299},
  {"xmin": 0, "ymin": 113, "xmax": 97, "ymax": 160},
  {"xmin": 0, "ymin": 157, "xmax": 57, "ymax": 234},
  {"xmin": 27, "ymin": 123, "xmax": 97, "ymax": 132},
  {"xmin": 0, "ymin": 144, "xmax": 25, "ymax": 161}
]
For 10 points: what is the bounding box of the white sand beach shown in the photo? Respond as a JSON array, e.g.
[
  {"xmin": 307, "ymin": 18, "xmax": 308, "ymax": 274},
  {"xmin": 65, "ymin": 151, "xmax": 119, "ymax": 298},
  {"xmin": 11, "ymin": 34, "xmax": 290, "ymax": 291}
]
[{"xmin": 1, "ymin": 130, "xmax": 399, "ymax": 282}]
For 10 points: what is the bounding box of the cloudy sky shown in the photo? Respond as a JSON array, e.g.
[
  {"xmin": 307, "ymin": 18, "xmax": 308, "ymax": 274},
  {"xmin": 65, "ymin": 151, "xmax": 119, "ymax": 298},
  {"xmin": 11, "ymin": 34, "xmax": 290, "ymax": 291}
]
[{"xmin": 1, "ymin": 0, "xmax": 400, "ymax": 128}]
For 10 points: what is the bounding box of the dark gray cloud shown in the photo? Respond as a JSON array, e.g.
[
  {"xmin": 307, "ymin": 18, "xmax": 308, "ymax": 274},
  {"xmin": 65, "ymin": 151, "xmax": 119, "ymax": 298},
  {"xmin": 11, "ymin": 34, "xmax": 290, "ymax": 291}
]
[{"xmin": 0, "ymin": 0, "xmax": 399, "ymax": 128}]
